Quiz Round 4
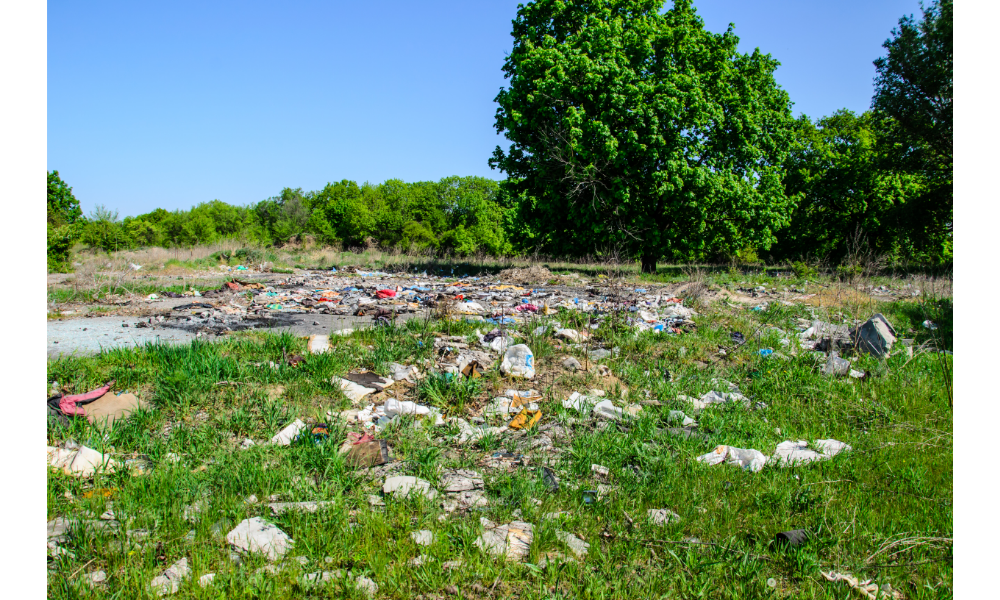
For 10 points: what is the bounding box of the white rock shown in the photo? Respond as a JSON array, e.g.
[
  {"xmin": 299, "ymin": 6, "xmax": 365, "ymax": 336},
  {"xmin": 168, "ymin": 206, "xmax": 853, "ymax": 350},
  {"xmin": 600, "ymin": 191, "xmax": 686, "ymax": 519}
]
[
  {"xmin": 197, "ymin": 573, "xmax": 215, "ymax": 588},
  {"xmin": 382, "ymin": 476, "xmax": 439, "ymax": 500},
  {"xmin": 410, "ymin": 530, "xmax": 434, "ymax": 546},
  {"xmin": 268, "ymin": 501, "xmax": 335, "ymax": 516},
  {"xmin": 647, "ymin": 509, "xmax": 682, "ymax": 525},
  {"xmin": 149, "ymin": 557, "xmax": 190, "ymax": 596},
  {"xmin": 84, "ymin": 570, "xmax": 107, "ymax": 587},
  {"xmin": 46, "ymin": 445, "xmax": 119, "ymax": 477},
  {"xmin": 226, "ymin": 517, "xmax": 294, "ymax": 561},
  {"xmin": 354, "ymin": 576, "xmax": 378, "ymax": 597},
  {"xmin": 555, "ymin": 530, "xmax": 589, "ymax": 558}
]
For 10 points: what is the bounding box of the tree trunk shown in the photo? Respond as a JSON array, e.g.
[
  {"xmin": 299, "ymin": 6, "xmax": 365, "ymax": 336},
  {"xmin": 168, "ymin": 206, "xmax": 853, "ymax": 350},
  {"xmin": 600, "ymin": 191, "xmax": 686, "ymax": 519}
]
[{"xmin": 640, "ymin": 252, "xmax": 658, "ymax": 274}]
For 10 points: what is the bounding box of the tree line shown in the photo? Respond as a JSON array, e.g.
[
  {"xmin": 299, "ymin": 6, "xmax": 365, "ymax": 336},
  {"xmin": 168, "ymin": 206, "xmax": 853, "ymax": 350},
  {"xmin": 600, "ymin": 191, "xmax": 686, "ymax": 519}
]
[{"xmin": 47, "ymin": 0, "xmax": 951, "ymax": 272}]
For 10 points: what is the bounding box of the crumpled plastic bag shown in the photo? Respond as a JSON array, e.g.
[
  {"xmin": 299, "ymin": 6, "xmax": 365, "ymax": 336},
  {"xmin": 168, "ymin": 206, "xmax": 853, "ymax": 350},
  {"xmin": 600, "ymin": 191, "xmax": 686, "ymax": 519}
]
[
  {"xmin": 696, "ymin": 445, "xmax": 768, "ymax": 472},
  {"xmin": 770, "ymin": 439, "xmax": 852, "ymax": 467},
  {"xmin": 500, "ymin": 344, "xmax": 535, "ymax": 379}
]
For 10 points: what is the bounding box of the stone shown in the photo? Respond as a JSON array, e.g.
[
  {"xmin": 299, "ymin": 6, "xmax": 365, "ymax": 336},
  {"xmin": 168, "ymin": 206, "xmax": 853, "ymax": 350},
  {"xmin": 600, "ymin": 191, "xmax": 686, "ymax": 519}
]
[
  {"xmin": 647, "ymin": 509, "xmax": 682, "ymax": 525},
  {"xmin": 268, "ymin": 501, "xmax": 335, "ymax": 516},
  {"xmin": 411, "ymin": 530, "xmax": 434, "ymax": 546},
  {"xmin": 439, "ymin": 469, "xmax": 483, "ymax": 492},
  {"xmin": 555, "ymin": 530, "xmax": 590, "ymax": 558},
  {"xmin": 83, "ymin": 570, "xmax": 107, "ymax": 588},
  {"xmin": 383, "ymin": 476, "xmax": 439, "ymax": 500},
  {"xmin": 198, "ymin": 574, "xmax": 215, "ymax": 588},
  {"xmin": 149, "ymin": 557, "xmax": 191, "ymax": 596},
  {"xmin": 475, "ymin": 520, "xmax": 533, "ymax": 562},
  {"xmin": 354, "ymin": 576, "xmax": 378, "ymax": 597},
  {"xmin": 226, "ymin": 517, "xmax": 294, "ymax": 561},
  {"xmin": 561, "ymin": 357, "xmax": 583, "ymax": 371},
  {"xmin": 591, "ymin": 464, "xmax": 610, "ymax": 478},
  {"xmin": 303, "ymin": 570, "xmax": 344, "ymax": 584}
]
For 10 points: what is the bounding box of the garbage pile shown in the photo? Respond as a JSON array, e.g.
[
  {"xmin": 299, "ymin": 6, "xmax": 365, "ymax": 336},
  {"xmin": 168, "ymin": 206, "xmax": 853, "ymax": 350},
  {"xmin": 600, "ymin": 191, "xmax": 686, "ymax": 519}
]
[{"xmin": 150, "ymin": 271, "xmax": 699, "ymax": 336}]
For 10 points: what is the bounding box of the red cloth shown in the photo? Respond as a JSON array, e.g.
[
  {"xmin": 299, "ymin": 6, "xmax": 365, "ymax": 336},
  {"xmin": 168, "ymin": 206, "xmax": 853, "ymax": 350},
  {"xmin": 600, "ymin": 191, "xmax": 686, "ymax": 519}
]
[
  {"xmin": 346, "ymin": 431, "xmax": 375, "ymax": 445},
  {"xmin": 59, "ymin": 383, "xmax": 112, "ymax": 417},
  {"xmin": 376, "ymin": 289, "xmax": 396, "ymax": 299},
  {"xmin": 225, "ymin": 282, "xmax": 240, "ymax": 291}
]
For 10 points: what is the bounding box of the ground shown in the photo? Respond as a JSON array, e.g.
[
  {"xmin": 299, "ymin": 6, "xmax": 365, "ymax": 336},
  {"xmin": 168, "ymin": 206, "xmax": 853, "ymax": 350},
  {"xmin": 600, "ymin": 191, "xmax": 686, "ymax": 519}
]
[{"xmin": 46, "ymin": 254, "xmax": 953, "ymax": 599}]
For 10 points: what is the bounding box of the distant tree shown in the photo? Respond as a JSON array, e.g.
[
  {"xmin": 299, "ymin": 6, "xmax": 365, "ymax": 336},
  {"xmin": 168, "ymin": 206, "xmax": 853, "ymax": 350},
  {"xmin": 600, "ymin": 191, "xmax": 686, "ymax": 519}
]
[
  {"xmin": 47, "ymin": 170, "xmax": 83, "ymax": 227},
  {"xmin": 775, "ymin": 110, "xmax": 924, "ymax": 262},
  {"xmin": 47, "ymin": 170, "xmax": 83, "ymax": 271},
  {"xmin": 871, "ymin": 0, "xmax": 952, "ymax": 258},
  {"xmin": 490, "ymin": 0, "xmax": 796, "ymax": 272}
]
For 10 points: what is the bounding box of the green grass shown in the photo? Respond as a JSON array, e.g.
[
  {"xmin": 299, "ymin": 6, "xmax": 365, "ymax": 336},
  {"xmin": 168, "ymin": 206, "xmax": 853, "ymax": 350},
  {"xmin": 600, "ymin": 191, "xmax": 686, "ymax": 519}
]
[{"xmin": 46, "ymin": 294, "xmax": 952, "ymax": 599}]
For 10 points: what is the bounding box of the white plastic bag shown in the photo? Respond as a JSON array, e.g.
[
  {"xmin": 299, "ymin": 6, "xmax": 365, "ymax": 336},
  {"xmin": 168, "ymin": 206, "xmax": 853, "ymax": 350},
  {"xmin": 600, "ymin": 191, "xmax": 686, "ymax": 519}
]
[{"xmin": 500, "ymin": 344, "xmax": 535, "ymax": 379}]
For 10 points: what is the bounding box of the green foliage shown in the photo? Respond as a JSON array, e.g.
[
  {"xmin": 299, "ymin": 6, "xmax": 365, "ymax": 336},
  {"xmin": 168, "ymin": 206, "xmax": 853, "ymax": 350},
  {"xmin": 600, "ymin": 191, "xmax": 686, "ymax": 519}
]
[
  {"xmin": 47, "ymin": 224, "xmax": 76, "ymax": 273},
  {"xmin": 774, "ymin": 110, "xmax": 925, "ymax": 263},
  {"xmin": 47, "ymin": 170, "xmax": 83, "ymax": 227},
  {"xmin": 791, "ymin": 261, "xmax": 817, "ymax": 279},
  {"xmin": 871, "ymin": 0, "xmax": 952, "ymax": 261},
  {"xmin": 490, "ymin": 0, "xmax": 796, "ymax": 272}
]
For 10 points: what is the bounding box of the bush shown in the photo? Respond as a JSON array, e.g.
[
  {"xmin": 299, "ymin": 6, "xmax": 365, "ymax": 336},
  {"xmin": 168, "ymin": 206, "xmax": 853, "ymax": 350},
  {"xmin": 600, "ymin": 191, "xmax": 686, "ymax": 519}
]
[
  {"xmin": 791, "ymin": 261, "xmax": 818, "ymax": 279},
  {"xmin": 47, "ymin": 225, "xmax": 76, "ymax": 273}
]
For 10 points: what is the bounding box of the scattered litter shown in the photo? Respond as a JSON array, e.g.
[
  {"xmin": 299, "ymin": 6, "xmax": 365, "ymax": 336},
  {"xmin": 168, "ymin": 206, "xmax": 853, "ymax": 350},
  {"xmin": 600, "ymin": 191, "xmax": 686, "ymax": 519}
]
[
  {"xmin": 500, "ymin": 344, "xmax": 535, "ymax": 379},
  {"xmin": 269, "ymin": 419, "xmax": 307, "ymax": 446},
  {"xmin": 345, "ymin": 372, "xmax": 395, "ymax": 391},
  {"xmin": 821, "ymin": 353, "xmax": 851, "ymax": 377},
  {"xmin": 851, "ymin": 313, "xmax": 897, "ymax": 358},
  {"xmin": 770, "ymin": 439, "xmax": 851, "ymax": 467},
  {"xmin": 696, "ymin": 445, "xmax": 768, "ymax": 472},
  {"xmin": 345, "ymin": 440, "xmax": 390, "ymax": 468},
  {"xmin": 334, "ymin": 378, "xmax": 377, "ymax": 403},
  {"xmin": 821, "ymin": 571, "xmax": 903, "ymax": 599},
  {"xmin": 775, "ymin": 529, "xmax": 808, "ymax": 546}
]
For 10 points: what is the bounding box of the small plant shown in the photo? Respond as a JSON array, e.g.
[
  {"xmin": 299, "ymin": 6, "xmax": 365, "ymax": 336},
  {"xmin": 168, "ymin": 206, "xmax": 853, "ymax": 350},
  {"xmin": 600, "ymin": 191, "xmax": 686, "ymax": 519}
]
[{"xmin": 791, "ymin": 261, "xmax": 818, "ymax": 279}]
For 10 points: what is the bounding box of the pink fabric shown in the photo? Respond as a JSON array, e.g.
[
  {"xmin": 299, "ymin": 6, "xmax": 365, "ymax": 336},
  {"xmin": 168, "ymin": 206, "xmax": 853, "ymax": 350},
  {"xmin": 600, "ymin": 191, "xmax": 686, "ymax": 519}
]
[
  {"xmin": 59, "ymin": 383, "xmax": 111, "ymax": 417},
  {"xmin": 515, "ymin": 304, "xmax": 538, "ymax": 312}
]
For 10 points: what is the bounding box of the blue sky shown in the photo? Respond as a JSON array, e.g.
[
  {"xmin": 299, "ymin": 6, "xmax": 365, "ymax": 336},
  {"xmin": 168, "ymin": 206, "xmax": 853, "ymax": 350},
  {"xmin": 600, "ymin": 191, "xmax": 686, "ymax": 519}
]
[{"xmin": 47, "ymin": 0, "xmax": 923, "ymax": 218}]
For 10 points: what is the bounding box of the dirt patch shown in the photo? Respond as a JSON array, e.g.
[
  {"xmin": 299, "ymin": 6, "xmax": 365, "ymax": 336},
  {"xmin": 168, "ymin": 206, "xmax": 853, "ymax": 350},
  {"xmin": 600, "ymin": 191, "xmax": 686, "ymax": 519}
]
[{"xmin": 496, "ymin": 265, "xmax": 556, "ymax": 285}]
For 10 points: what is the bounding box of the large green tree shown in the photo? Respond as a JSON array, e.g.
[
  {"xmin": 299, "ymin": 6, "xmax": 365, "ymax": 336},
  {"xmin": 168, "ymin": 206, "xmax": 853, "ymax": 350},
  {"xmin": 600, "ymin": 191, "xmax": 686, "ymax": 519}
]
[
  {"xmin": 872, "ymin": 0, "xmax": 952, "ymax": 257},
  {"xmin": 775, "ymin": 110, "xmax": 925, "ymax": 262},
  {"xmin": 490, "ymin": 0, "xmax": 796, "ymax": 271}
]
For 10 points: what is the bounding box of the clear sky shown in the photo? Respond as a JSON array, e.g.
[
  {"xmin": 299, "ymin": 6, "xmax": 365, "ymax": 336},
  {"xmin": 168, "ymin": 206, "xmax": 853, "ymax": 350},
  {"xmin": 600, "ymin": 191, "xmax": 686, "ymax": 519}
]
[{"xmin": 47, "ymin": 0, "xmax": 923, "ymax": 218}]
